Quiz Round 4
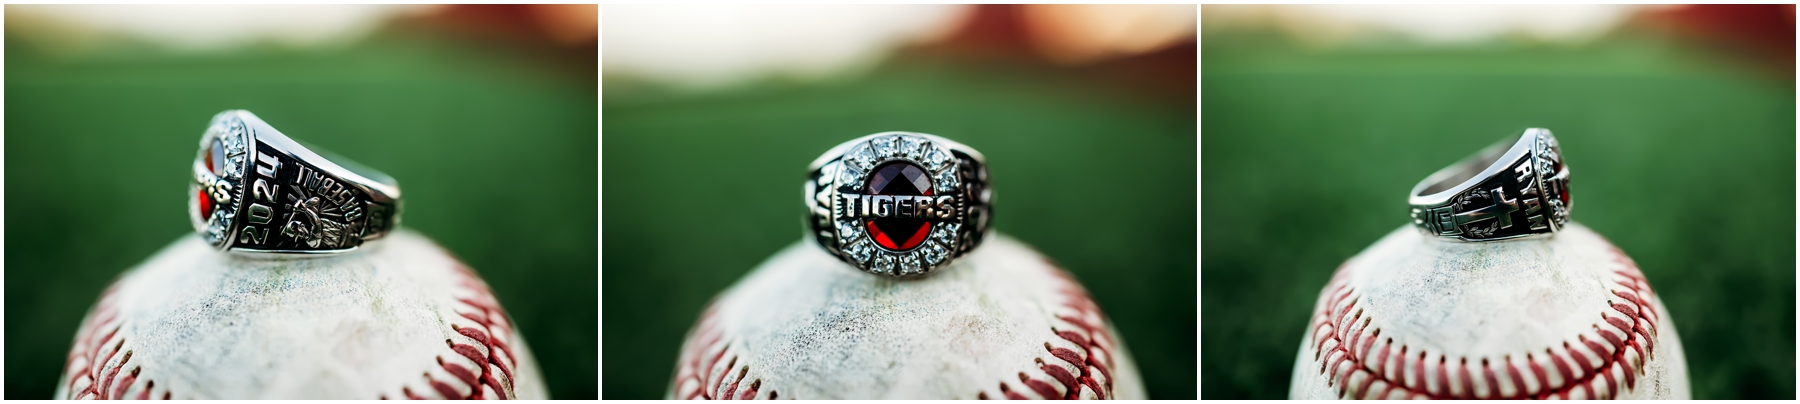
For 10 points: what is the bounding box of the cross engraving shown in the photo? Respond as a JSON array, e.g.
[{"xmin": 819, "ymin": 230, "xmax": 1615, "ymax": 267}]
[{"xmin": 1453, "ymin": 187, "xmax": 1519, "ymax": 231}]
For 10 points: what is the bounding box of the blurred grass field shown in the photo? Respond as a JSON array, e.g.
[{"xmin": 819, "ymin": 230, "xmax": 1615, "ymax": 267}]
[
  {"xmin": 602, "ymin": 53, "xmax": 1197, "ymax": 398},
  {"xmin": 1200, "ymin": 31, "xmax": 1795, "ymax": 399},
  {"xmin": 3, "ymin": 26, "xmax": 597, "ymax": 398}
]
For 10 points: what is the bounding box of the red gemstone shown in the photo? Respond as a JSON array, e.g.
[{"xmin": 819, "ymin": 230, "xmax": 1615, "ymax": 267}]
[
  {"xmin": 865, "ymin": 162, "xmax": 934, "ymax": 250},
  {"xmin": 198, "ymin": 188, "xmax": 213, "ymax": 219},
  {"xmin": 1559, "ymin": 179, "xmax": 1571, "ymax": 206}
]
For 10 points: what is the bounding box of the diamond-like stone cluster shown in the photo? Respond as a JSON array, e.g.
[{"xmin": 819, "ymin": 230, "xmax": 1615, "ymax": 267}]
[
  {"xmin": 922, "ymin": 242, "xmax": 948, "ymax": 265},
  {"xmin": 872, "ymin": 254, "xmax": 896, "ymax": 274},
  {"xmin": 846, "ymin": 241, "xmax": 874, "ymax": 264},
  {"xmin": 934, "ymin": 168, "xmax": 959, "ymax": 191},
  {"xmin": 836, "ymin": 219, "xmax": 862, "ymax": 242},
  {"xmin": 836, "ymin": 165, "xmax": 863, "ymax": 191},
  {"xmin": 196, "ymin": 118, "xmax": 250, "ymax": 247},
  {"xmin": 831, "ymin": 132, "xmax": 967, "ymax": 276},
  {"xmin": 931, "ymin": 222, "xmax": 959, "ymax": 247}
]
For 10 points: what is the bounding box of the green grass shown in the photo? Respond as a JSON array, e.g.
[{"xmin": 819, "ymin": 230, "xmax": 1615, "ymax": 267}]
[
  {"xmin": 1200, "ymin": 31, "xmax": 1795, "ymax": 399},
  {"xmin": 3, "ymin": 27, "xmax": 597, "ymax": 398},
  {"xmin": 602, "ymin": 55, "xmax": 1197, "ymax": 399}
]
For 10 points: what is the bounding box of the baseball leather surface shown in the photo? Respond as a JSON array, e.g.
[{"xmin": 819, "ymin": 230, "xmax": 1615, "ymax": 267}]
[
  {"xmin": 667, "ymin": 234, "xmax": 1145, "ymax": 399},
  {"xmin": 1289, "ymin": 223, "xmax": 1688, "ymax": 399},
  {"xmin": 54, "ymin": 230, "xmax": 546, "ymax": 399}
]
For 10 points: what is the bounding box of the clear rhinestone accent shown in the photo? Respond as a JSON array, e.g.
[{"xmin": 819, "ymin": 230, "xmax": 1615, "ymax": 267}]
[
  {"xmin": 900, "ymin": 252, "xmax": 923, "ymax": 275},
  {"xmin": 224, "ymin": 154, "xmax": 243, "ymax": 179},
  {"xmin": 836, "ymin": 165, "xmax": 863, "ymax": 191},
  {"xmin": 899, "ymin": 137, "xmax": 923, "ymax": 160},
  {"xmin": 924, "ymin": 146, "xmax": 950, "ymax": 171},
  {"xmin": 935, "ymin": 168, "xmax": 959, "ymax": 191},
  {"xmin": 847, "ymin": 240, "xmax": 874, "ymax": 264},
  {"xmin": 873, "ymin": 136, "xmax": 897, "ymax": 158},
  {"xmin": 872, "ymin": 254, "xmax": 896, "ymax": 275},
  {"xmin": 848, "ymin": 143, "xmax": 876, "ymax": 170},
  {"xmin": 222, "ymin": 127, "xmax": 246, "ymax": 155},
  {"xmin": 207, "ymin": 209, "xmax": 234, "ymax": 242},
  {"xmin": 935, "ymin": 222, "xmax": 960, "ymax": 246},
  {"xmin": 923, "ymin": 242, "xmax": 948, "ymax": 265},
  {"xmin": 836, "ymin": 220, "xmax": 862, "ymax": 243}
]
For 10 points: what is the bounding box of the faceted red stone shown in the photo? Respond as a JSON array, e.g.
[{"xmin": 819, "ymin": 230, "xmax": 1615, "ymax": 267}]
[
  {"xmin": 199, "ymin": 138, "xmax": 223, "ymax": 220},
  {"xmin": 1560, "ymin": 182, "xmax": 1571, "ymax": 206},
  {"xmin": 198, "ymin": 188, "xmax": 213, "ymax": 219},
  {"xmin": 865, "ymin": 162, "xmax": 934, "ymax": 250}
]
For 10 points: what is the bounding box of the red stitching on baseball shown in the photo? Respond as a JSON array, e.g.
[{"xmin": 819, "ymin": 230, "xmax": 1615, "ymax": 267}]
[
  {"xmin": 673, "ymin": 303, "xmax": 726, "ymax": 400},
  {"xmin": 61, "ymin": 283, "xmax": 170, "ymax": 400},
  {"xmin": 417, "ymin": 265, "xmax": 524, "ymax": 399},
  {"xmin": 669, "ymin": 261, "xmax": 1124, "ymax": 399},
  {"xmin": 1000, "ymin": 382, "xmax": 1029, "ymax": 399},
  {"xmin": 60, "ymin": 261, "xmax": 523, "ymax": 400},
  {"xmin": 1307, "ymin": 245, "xmax": 1663, "ymax": 399},
  {"xmin": 983, "ymin": 264, "xmax": 1120, "ymax": 400}
]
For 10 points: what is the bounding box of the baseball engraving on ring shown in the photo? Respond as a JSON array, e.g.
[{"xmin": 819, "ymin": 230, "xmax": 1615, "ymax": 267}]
[{"xmin": 807, "ymin": 132, "xmax": 990, "ymax": 277}]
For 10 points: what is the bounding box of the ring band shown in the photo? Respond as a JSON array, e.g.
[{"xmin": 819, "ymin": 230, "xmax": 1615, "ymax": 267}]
[
  {"xmin": 805, "ymin": 132, "xmax": 992, "ymax": 277},
  {"xmin": 190, "ymin": 110, "xmax": 402, "ymax": 254},
  {"xmin": 1409, "ymin": 128, "xmax": 1570, "ymax": 242}
]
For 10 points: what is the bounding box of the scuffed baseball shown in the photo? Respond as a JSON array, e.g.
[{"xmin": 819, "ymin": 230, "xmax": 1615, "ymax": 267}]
[
  {"xmin": 1289, "ymin": 223, "xmax": 1689, "ymax": 399},
  {"xmin": 668, "ymin": 234, "xmax": 1145, "ymax": 400},
  {"xmin": 54, "ymin": 230, "xmax": 546, "ymax": 399}
]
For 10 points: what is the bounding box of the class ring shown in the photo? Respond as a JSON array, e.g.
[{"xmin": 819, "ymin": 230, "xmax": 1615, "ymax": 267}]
[
  {"xmin": 805, "ymin": 132, "xmax": 992, "ymax": 277},
  {"xmin": 1409, "ymin": 128, "xmax": 1570, "ymax": 242},
  {"xmin": 190, "ymin": 110, "xmax": 402, "ymax": 254}
]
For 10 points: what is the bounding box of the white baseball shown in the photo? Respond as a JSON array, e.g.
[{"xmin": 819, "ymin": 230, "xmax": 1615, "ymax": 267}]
[
  {"xmin": 667, "ymin": 234, "xmax": 1146, "ymax": 400},
  {"xmin": 53, "ymin": 230, "xmax": 547, "ymax": 399},
  {"xmin": 1289, "ymin": 223, "xmax": 1688, "ymax": 399}
]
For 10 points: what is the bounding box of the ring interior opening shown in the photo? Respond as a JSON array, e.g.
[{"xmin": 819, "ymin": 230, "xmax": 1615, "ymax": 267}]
[{"xmin": 1419, "ymin": 144, "xmax": 1507, "ymax": 196}]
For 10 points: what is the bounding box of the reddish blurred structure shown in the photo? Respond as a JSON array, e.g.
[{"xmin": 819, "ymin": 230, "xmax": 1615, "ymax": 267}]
[
  {"xmin": 935, "ymin": 4, "xmax": 1036, "ymax": 58},
  {"xmin": 424, "ymin": 4, "xmax": 596, "ymax": 46},
  {"xmin": 1640, "ymin": 4, "xmax": 1796, "ymax": 77},
  {"xmin": 925, "ymin": 4, "xmax": 1195, "ymax": 100},
  {"xmin": 387, "ymin": 4, "xmax": 595, "ymax": 80}
]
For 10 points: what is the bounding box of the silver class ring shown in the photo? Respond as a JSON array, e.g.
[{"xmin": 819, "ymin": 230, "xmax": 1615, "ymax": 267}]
[
  {"xmin": 1409, "ymin": 128, "xmax": 1570, "ymax": 242},
  {"xmin": 805, "ymin": 132, "xmax": 992, "ymax": 277},
  {"xmin": 190, "ymin": 110, "xmax": 402, "ymax": 254}
]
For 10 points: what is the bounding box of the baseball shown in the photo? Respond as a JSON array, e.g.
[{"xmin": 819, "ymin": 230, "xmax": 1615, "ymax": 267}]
[
  {"xmin": 53, "ymin": 229, "xmax": 546, "ymax": 399},
  {"xmin": 667, "ymin": 234, "xmax": 1145, "ymax": 400},
  {"xmin": 1289, "ymin": 223, "xmax": 1688, "ymax": 399}
]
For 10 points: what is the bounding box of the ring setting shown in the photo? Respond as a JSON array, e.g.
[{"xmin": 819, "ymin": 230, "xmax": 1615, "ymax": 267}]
[
  {"xmin": 806, "ymin": 132, "xmax": 991, "ymax": 277},
  {"xmin": 190, "ymin": 110, "xmax": 402, "ymax": 254},
  {"xmin": 1409, "ymin": 128, "xmax": 1570, "ymax": 242}
]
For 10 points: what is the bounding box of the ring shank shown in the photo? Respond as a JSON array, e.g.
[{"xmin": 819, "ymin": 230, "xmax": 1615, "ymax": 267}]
[
  {"xmin": 1417, "ymin": 141, "xmax": 1509, "ymax": 197},
  {"xmin": 1409, "ymin": 128, "xmax": 1568, "ymax": 242},
  {"xmin": 202, "ymin": 110, "xmax": 401, "ymax": 254}
]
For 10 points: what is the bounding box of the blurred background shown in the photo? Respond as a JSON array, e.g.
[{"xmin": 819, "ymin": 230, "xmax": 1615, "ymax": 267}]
[
  {"xmin": 1201, "ymin": 4, "xmax": 1793, "ymax": 399},
  {"xmin": 602, "ymin": 4, "xmax": 1195, "ymax": 399},
  {"xmin": 4, "ymin": 5, "xmax": 596, "ymax": 399}
]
